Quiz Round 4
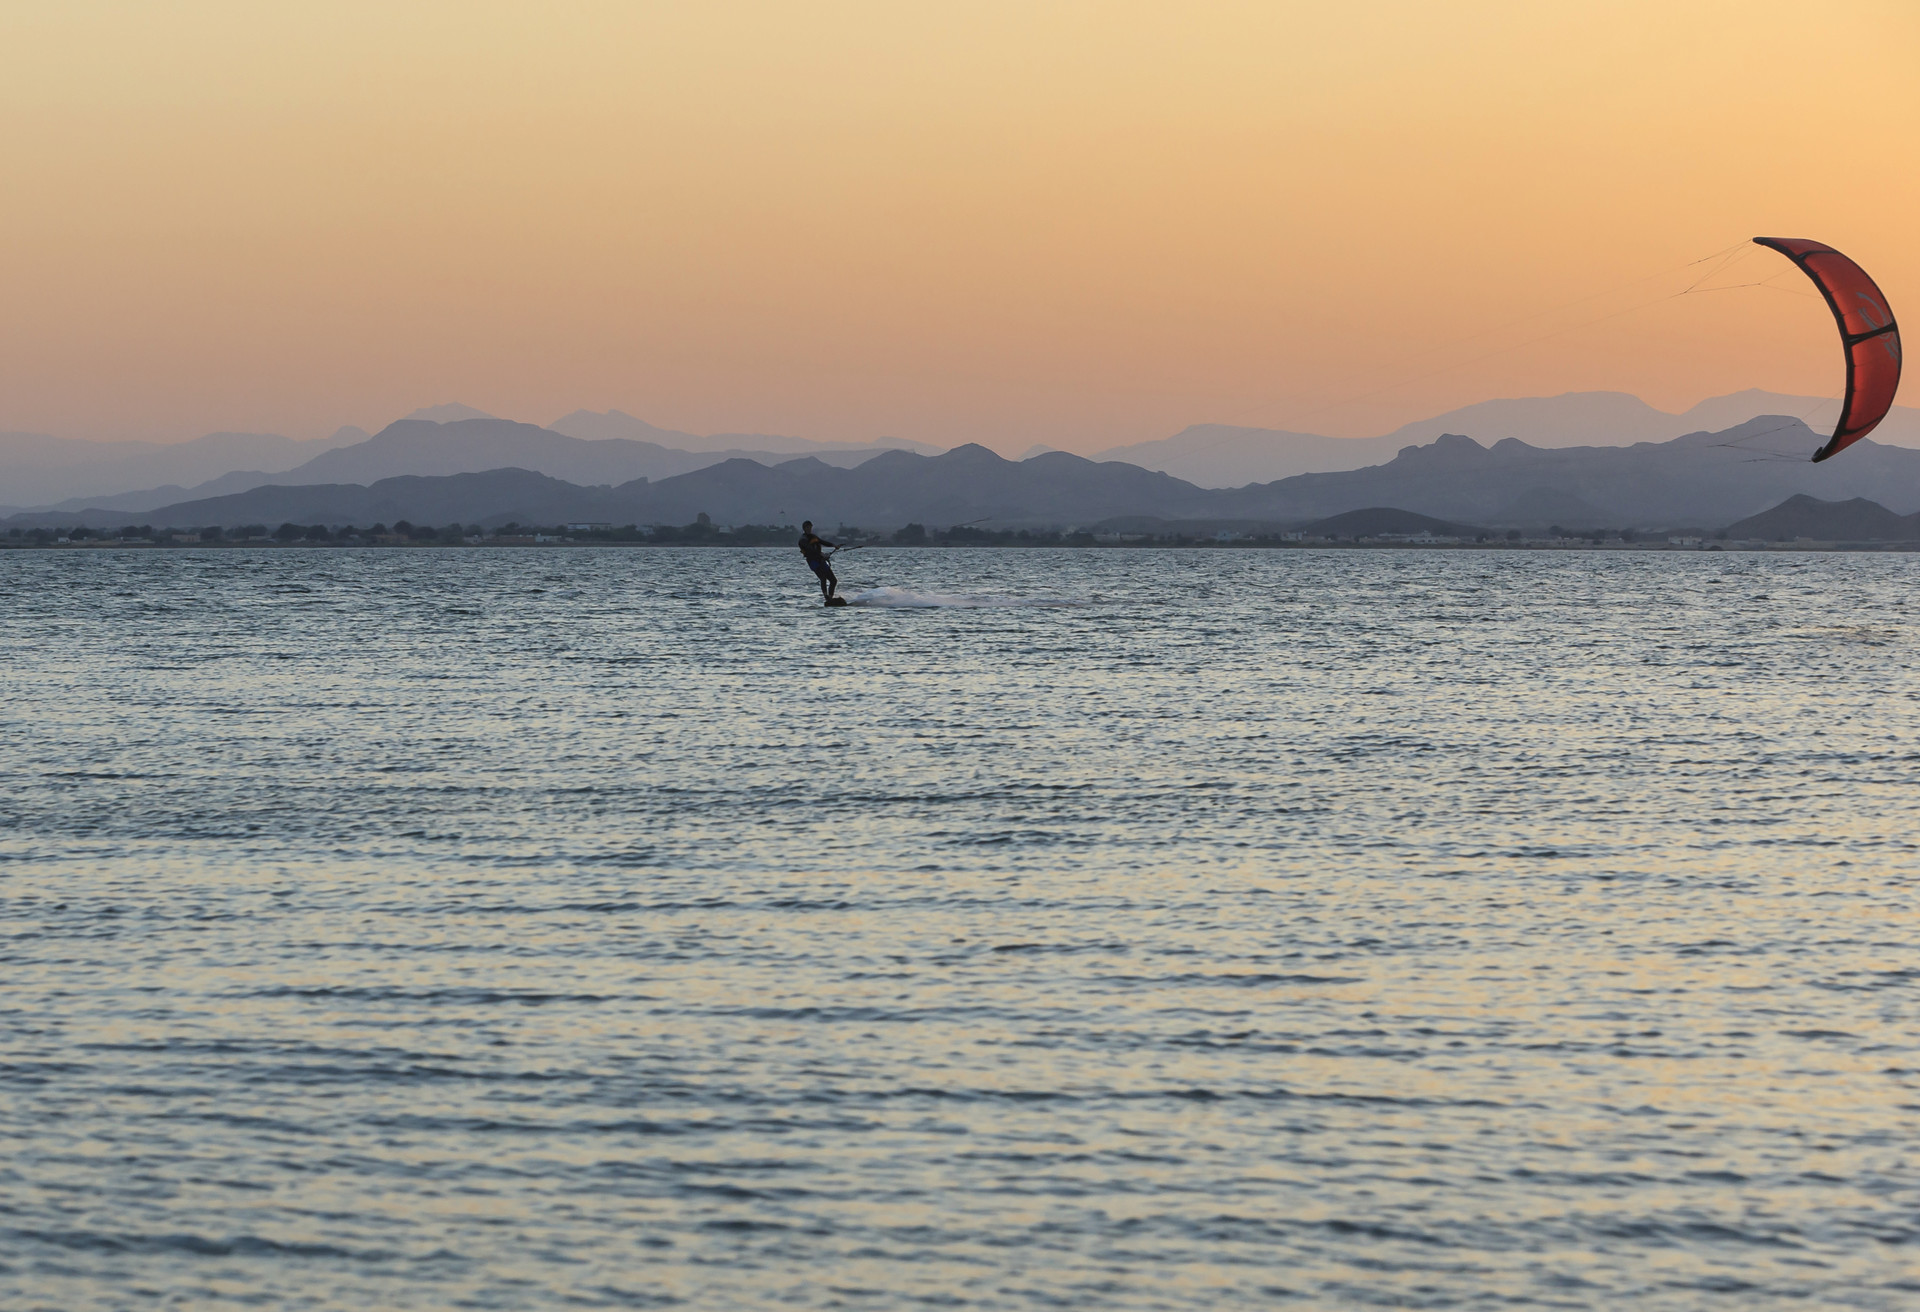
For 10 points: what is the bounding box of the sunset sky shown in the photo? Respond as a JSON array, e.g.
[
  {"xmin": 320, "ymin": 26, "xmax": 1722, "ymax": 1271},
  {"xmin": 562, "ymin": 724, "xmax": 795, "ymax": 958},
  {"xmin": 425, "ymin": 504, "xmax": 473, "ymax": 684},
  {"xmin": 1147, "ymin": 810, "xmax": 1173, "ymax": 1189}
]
[{"xmin": 2, "ymin": 1, "xmax": 1914, "ymax": 451}]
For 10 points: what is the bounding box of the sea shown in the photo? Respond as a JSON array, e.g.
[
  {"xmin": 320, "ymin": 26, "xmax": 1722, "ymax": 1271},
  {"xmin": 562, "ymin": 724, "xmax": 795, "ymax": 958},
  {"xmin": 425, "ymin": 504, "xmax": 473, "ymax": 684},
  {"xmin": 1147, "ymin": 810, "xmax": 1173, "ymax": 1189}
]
[{"xmin": 3, "ymin": 546, "xmax": 1917, "ymax": 1310}]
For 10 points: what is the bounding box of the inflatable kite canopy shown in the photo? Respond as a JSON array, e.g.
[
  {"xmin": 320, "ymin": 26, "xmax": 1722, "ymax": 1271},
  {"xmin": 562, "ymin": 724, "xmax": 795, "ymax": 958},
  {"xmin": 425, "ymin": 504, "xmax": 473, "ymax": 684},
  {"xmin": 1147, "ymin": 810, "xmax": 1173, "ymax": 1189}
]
[{"xmin": 1753, "ymin": 237, "xmax": 1902, "ymax": 462}]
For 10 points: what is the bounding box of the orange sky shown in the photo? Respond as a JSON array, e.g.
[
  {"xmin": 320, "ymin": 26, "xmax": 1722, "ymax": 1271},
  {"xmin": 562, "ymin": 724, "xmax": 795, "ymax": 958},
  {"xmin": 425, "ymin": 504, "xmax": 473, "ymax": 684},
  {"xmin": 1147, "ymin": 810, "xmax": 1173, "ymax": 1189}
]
[{"xmin": 1, "ymin": 1, "xmax": 1914, "ymax": 451}]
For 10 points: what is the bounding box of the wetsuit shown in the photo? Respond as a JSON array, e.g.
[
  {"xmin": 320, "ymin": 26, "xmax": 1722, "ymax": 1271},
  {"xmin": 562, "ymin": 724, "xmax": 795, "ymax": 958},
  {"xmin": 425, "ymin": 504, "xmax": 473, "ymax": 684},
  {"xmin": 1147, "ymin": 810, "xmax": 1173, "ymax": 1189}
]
[{"xmin": 798, "ymin": 530, "xmax": 838, "ymax": 600}]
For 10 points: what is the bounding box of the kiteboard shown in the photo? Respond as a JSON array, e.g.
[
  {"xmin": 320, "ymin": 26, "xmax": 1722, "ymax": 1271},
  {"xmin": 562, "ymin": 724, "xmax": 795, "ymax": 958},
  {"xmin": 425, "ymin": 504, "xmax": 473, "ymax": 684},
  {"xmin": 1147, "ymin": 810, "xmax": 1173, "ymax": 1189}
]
[{"xmin": 824, "ymin": 596, "xmax": 849, "ymax": 607}]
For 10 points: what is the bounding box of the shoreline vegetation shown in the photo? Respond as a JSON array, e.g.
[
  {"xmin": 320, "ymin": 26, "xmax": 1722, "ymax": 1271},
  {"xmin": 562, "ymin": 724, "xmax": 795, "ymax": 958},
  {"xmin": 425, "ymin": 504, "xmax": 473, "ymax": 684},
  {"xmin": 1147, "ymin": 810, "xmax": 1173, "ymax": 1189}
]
[{"xmin": 5, "ymin": 518, "xmax": 1916, "ymax": 552}]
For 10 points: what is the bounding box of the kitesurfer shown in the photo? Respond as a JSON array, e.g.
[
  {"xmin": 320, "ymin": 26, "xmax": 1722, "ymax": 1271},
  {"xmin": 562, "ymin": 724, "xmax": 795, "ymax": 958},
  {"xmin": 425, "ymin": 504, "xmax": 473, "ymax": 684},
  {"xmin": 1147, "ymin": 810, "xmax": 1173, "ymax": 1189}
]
[{"xmin": 797, "ymin": 521, "xmax": 838, "ymax": 601}]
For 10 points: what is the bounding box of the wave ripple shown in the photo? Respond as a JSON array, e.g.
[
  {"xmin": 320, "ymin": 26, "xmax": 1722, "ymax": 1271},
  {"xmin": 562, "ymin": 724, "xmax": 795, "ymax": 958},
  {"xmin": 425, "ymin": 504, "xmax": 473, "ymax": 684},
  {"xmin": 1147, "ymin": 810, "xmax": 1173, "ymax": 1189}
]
[{"xmin": 4, "ymin": 547, "xmax": 1919, "ymax": 1310}]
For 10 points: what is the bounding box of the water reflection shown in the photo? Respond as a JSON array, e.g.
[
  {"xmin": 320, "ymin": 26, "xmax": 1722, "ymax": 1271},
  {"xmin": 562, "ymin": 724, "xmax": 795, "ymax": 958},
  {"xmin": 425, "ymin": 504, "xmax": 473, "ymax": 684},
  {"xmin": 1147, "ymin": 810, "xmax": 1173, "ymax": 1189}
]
[{"xmin": 2, "ymin": 547, "xmax": 1917, "ymax": 1308}]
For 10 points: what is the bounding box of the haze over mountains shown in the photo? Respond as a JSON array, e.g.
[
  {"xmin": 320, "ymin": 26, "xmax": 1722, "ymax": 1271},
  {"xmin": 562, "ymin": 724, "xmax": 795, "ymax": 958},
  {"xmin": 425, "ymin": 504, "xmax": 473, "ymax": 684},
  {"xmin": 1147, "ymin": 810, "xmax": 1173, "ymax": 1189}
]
[
  {"xmin": 0, "ymin": 406, "xmax": 939, "ymax": 512},
  {"xmin": 1094, "ymin": 391, "xmax": 1920, "ymax": 488},
  {"xmin": 546, "ymin": 409, "xmax": 939, "ymax": 457},
  {"xmin": 13, "ymin": 415, "xmax": 1920, "ymax": 539},
  {"xmin": 8, "ymin": 393, "xmax": 1920, "ymax": 538},
  {"xmin": 11, "ymin": 390, "xmax": 1917, "ymax": 514},
  {"xmin": 1186, "ymin": 419, "xmax": 1920, "ymax": 528},
  {"xmin": 244, "ymin": 418, "xmax": 933, "ymax": 495},
  {"xmin": 0, "ymin": 427, "xmax": 371, "ymax": 509}
]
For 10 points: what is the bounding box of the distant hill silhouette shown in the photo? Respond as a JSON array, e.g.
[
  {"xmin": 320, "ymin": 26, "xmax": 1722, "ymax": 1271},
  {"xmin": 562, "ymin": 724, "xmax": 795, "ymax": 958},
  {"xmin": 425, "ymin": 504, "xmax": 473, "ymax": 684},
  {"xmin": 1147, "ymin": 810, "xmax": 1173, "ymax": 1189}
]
[
  {"xmin": 1091, "ymin": 426, "xmax": 1406, "ymax": 489},
  {"xmin": 1382, "ymin": 389, "xmax": 1920, "ymax": 452},
  {"xmin": 1204, "ymin": 420, "xmax": 1920, "ymax": 527},
  {"xmin": 59, "ymin": 468, "xmax": 641, "ymax": 530},
  {"xmin": 14, "ymin": 419, "xmax": 1920, "ymax": 536},
  {"xmin": 1096, "ymin": 390, "xmax": 1920, "ymax": 487},
  {"xmin": 19, "ymin": 389, "xmax": 1919, "ymax": 512},
  {"xmin": 285, "ymin": 419, "xmax": 729, "ymax": 485},
  {"xmin": 544, "ymin": 409, "xmax": 706, "ymax": 446},
  {"xmin": 1300, "ymin": 508, "xmax": 1489, "ymax": 538},
  {"xmin": 33, "ymin": 468, "xmax": 297, "ymax": 514},
  {"xmin": 1721, "ymin": 495, "xmax": 1920, "ymax": 542},
  {"xmin": 0, "ymin": 428, "xmax": 365, "ymax": 509},
  {"xmin": 548, "ymin": 409, "xmax": 940, "ymax": 456},
  {"xmin": 24, "ymin": 418, "xmax": 921, "ymax": 514},
  {"xmin": 3, "ymin": 445, "xmax": 1214, "ymax": 531},
  {"xmin": 0, "ymin": 406, "xmax": 930, "ymax": 512},
  {"xmin": 403, "ymin": 403, "xmax": 496, "ymax": 423}
]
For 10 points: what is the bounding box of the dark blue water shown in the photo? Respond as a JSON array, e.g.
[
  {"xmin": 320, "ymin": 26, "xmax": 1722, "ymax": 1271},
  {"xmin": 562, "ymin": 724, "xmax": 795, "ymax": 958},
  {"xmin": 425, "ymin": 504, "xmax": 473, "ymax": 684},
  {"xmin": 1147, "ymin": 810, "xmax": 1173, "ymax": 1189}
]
[{"xmin": 4, "ymin": 547, "xmax": 1918, "ymax": 1309}]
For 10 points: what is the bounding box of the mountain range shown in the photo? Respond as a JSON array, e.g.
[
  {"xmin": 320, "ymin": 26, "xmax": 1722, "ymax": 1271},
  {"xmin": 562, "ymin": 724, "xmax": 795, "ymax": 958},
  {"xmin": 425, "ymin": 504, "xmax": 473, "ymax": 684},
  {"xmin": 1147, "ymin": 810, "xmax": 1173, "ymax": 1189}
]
[
  {"xmin": 1092, "ymin": 391, "xmax": 1920, "ymax": 488},
  {"xmin": 0, "ymin": 407, "xmax": 936, "ymax": 512},
  {"xmin": 546, "ymin": 408, "xmax": 939, "ymax": 457},
  {"xmin": 0, "ymin": 427, "xmax": 371, "ymax": 509},
  {"xmin": 226, "ymin": 418, "xmax": 929, "ymax": 493},
  {"xmin": 13, "ymin": 415, "xmax": 1920, "ymax": 537},
  {"xmin": 12, "ymin": 390, "xmax": 1917, "ymax": 513},
  {"xmin": 1188, "ymin": 418, "xmax": 1920, "ymax": 527}
]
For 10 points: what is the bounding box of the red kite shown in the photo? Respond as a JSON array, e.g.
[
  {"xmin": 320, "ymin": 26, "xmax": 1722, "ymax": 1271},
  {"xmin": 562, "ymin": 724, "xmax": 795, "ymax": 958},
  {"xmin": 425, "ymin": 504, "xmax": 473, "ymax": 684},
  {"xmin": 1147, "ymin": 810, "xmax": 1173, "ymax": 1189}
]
[{"xmin": 1753, "ymin": 237, "xmax": 1902, "ymax": 462}]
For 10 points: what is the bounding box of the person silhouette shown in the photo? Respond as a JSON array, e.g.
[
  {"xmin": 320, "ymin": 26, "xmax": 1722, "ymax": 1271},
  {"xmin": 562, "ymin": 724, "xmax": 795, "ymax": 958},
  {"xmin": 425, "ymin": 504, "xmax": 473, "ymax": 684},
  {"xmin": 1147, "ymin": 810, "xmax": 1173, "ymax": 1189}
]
[{"xmin": 797, "ymin": 521, "xmax": 838, "ymax": 602}]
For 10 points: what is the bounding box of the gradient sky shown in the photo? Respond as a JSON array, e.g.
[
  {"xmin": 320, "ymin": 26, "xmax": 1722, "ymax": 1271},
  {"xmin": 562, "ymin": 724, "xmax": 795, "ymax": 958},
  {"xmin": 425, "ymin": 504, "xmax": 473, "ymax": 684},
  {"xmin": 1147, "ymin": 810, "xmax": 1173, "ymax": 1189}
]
[{"xmin": 2, "ymin": 1, "xmax": 1914, "ymax": 451}]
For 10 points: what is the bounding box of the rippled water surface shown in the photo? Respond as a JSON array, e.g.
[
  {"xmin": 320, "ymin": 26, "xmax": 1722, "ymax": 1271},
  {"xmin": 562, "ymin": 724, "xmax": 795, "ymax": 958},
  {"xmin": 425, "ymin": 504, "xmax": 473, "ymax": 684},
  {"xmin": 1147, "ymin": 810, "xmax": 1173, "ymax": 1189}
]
[{"xmin": 4, "ymin": 547, "xmax": 1919, "ymax": 1310}]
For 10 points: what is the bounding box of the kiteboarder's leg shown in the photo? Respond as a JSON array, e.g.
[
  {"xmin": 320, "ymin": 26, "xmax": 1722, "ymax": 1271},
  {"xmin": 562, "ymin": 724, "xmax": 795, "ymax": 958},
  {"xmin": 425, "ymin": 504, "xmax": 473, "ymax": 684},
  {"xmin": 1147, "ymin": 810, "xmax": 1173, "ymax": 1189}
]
[{"xmin": 822, "ymin": 564, "xmax": 838, "ymax": 599}]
